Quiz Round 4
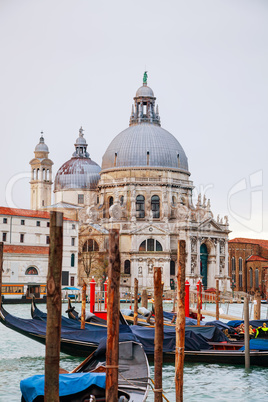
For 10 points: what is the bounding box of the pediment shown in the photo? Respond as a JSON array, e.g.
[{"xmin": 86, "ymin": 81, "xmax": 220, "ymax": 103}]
[
  {"xmin": 79, "ymin": 223, "xmax": 108, "ymax": 236},
  {"xmin": 198, "ymin": 218, "xmax": 224, "ymax": 232},
  {"xmin": 130, "ymin": 223, "xmax": 169, "ymax": 235}
]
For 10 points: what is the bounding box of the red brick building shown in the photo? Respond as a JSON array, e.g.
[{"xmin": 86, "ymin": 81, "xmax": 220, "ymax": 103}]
[{"xmin": 228, "ymin": 238, "xmax": 268, "ymax": 298}]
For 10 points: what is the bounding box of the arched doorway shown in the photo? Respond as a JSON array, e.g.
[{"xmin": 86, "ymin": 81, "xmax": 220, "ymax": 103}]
[{"xmin": 200, "ymin": 244, "xmax": 208, "ymax": 288}]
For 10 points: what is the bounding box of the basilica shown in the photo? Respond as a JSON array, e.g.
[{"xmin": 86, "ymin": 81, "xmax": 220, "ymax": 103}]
[{"xmin": 30, "ymin": 74, "xmax": 231, "ymax": 292}]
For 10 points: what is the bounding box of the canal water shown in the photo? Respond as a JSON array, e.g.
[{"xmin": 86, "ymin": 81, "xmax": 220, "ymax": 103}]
[{"xmin": 0, "ymin": 303, "xmax": 267, "ymax": 401}]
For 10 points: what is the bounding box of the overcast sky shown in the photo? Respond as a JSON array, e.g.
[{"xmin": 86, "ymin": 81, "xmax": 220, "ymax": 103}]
[{"xmin": 0, "ymin": 0, "xmax": 267, "ymax": 240}]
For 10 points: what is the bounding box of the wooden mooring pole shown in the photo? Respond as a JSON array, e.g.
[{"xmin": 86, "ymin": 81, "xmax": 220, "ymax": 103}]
[
  {"xmin": 0, "ymin": 242, "xmax": 3, "ymax": 306},
  {"xmin": 254, "ymin": 290, "xmax": 261, "ymax": 320},
  {"xmin": 106, "ymin": 229, "xmax": 120, "ymax": 402},
  {"xmin": 141, "ymin": 289, "xmax": 148, "ymax": 309},
  {"xmin": 244, "ymin": 295, "xmax": 250, "ymax": 369},
  {"xmin": 134, "ymin": 278, "xmax": 138, "ymax": 325},
  {"xmin": 175, "ymin": 240, "xmax": 186, "ymax": 402},
  {"xmin": 81, "ymin": 281, "xmax": 86, "ymax": 329},
  {"xmin": 44, "ymin": 212, "xmax": 63, "ymax": 402},
  {"xmin": 172, "ymin": 289, "xmax": 176, "ymax": 313},
  {"xmin": 154, "ymin": 266, "xmax": 163, "ymax": 402},
  {"xmin": 216, "ymin": 279, "xmax": 219, "ymax": 321}
]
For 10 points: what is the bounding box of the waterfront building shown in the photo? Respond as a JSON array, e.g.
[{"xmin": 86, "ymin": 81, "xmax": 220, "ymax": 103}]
[
  {"xmin": 228, "ymin": 238, "xmax": 268, "ymax": 298},
  {"xmin": 48, "ymin": 75, "xmax": 230, "ymax": 292},
  {"xmin": 0, "ymin": 207, "xmax": 78, "ymax": 296}
]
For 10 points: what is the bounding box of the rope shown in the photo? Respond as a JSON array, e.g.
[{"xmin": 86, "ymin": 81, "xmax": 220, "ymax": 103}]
[
  {"xmin": 149, "ymin": 378, "xmax": 170, "ymax": 402},
  {"xmin": 118, "ymin": 372, "xmax": 149, "ymax": 390}
]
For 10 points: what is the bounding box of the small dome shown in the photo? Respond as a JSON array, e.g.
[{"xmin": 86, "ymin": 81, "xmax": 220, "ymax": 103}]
[
  {"xmin": 54, "ymin": 157, "xmax": 101, "ymax": 191},
  {"xmin": 35, "ymin": 135, "xmax": 49, "ymax": 153},
  {"xmin": 75, "ymin": 136, "xmax": 87, "ymax": 145},
  {"xmin": 136, "ymin": 84, "xmax": 154, "ymax": 98}
]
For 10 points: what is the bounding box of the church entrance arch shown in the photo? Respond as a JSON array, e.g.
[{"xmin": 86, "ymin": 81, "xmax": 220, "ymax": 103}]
[{"xmin": 200, "ymin": 243, "xmax": 208, "ymax": 288}]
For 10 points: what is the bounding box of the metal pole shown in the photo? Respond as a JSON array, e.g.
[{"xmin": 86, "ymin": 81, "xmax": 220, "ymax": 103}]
[
  {"xmin": 216, "ymin": 279, "xmax": 219, "ymax": 321},
  {"xmin": 44, "ymin": 212, "xmax": 63, "ymax": 402},
  {"xmin": 244, "ymin": 295, "xmax": 250, "ymax": 369},
  {"xmin": 197, "ymin": 284, "xmax": 201, "ymax": 326}
]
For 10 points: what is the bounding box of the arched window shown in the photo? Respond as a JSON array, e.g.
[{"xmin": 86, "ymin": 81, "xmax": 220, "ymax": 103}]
[
  {"xmin": 151, "ymin": 195, "xmax": 160, "ymax": 218},
  {"xmin": 249, "ymin": 268, "xmax": 253, "ymax": 288},
  {"xmin": 170, "ymin": 260, "xmax": 175, "ymax": 276},
  {"xmin": 109, "ymin": 197, "xmax": 114, "ymax": 207},
  {"xmin": 172, "ymin": 196, "xmax": 176, "ymax": 206},
  {"xmin": 231, "ymin": 257, "xmax": 236, "ymax": 285},
  {"xmin": 255, "ymin": 269, "xmax": 259, "ymax": 289},
  {"xmin": 71, "ymin": 253, "xmax": 75, "ymax": 267},
  {"xmin": 136, "ymin": 195, "xmax": 145, "ymax": 218},
  {"xmin": 83, "ymin": 239, "xmax": 99, "ymax": 252},
  {"xmin": 120, "ymin": 196, "xmax": 124, "ymax": 206},
  {"xmin": 139, "ymin": 239, "xmax": 163, "ymax": 252},
  {"xmin": 124, "ymin": 260, "xmax": 131, "ymax": 275},
  {"xmin": 25, "ymin": 267, "xmax": 38, "ymax": 275},
  {"xmin": 239, "ymin": 258, "xmax": 243, "ymax": 289}
]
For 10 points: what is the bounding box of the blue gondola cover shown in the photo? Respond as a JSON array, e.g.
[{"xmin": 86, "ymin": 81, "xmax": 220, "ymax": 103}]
[{"xmin": 20, "ymin": 372, "xmax": 106, "ymax": 402}]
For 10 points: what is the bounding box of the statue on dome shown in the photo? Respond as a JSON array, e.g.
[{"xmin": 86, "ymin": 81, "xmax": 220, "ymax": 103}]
[
  {"xmin": 79, "ymin": 126, "xmax": 84, "ymax": 136},
  {"xmin": 143, "ymin": 71, "xmax": 148, "ymax": 84}
]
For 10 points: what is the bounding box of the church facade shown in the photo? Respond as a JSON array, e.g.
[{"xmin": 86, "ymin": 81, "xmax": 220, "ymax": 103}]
[{"xmin": 34, "ymin": 75, "xmax": 231, "ymax": 292}]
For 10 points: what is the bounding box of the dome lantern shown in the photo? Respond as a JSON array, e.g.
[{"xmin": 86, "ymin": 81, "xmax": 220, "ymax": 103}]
[
  {"xmin": 34, "ymin": 132, "xmax": 49, "ymax": 156},
  {"xmin": 73, "ymin": 126, "xmax": 89, "ymax": 158},
  {"xmin": 129, "ymin": 72, "xmax": 161, "ymax": 126}
]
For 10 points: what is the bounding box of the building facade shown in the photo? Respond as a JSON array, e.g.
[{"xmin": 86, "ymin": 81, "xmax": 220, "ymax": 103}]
[
  {"xmin": 228, "ymin": 238, "xmax": 268, "ymax": 298},
  {"xmin": 0, "ymin": 207, "xmax": 79, "ymax": 292},
  {"xmin": 48, "ymin": 76, "xmax": 231, "ymax": 292}
]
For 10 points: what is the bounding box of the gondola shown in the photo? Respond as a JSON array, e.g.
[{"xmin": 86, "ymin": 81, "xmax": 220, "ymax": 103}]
[
  {"xmin": 28, "ymin": 304, "xmax": 268, "ymax": 367},
  {"xmin": 0, "ymin": 303, "xmax": 134, "ymax": 357},
  {"xmin": 2, "ymin": 303, "xmax": 268, "ymax": 366},
  {"xmin": 21, "ymin": 340, "xmax": 150, "ymax": 402},
  {"xmin": 65, "ymin": 298, "xmax": 153, "ymax": 327},
  {"xmin": 63, "ymin": 298, "xmax": 128, "ymax": 327}
]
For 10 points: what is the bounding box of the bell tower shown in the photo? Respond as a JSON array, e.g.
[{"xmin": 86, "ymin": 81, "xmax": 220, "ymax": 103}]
[{"xmin": 29, "ymin": 133, "xmax": 53, "ymax": 210}]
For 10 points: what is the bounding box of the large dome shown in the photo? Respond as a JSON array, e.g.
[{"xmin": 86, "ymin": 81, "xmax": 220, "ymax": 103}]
[
  {"xmin": 54, "ymin": 157, "xmax": 101, "ymax": 191},
  {"xmin": 101, "ymin": 123, "xmax": 189, "ymax": 172}
]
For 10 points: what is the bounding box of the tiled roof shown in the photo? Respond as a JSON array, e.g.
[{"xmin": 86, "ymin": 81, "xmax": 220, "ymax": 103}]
[
  {"xmin": 229, "ymin": 238, "xmax": 268, "ymax": 250},
  {"xmin": 4, "ymin": 245, "xmax": 49, "ymax": 255},
  {"xmin": 246, "ymin": 255, "xmax": 268, "ymax": 262},
  {"xmin": 0, "ymin": 206, "xmax": 76, "ymax": 221}
]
